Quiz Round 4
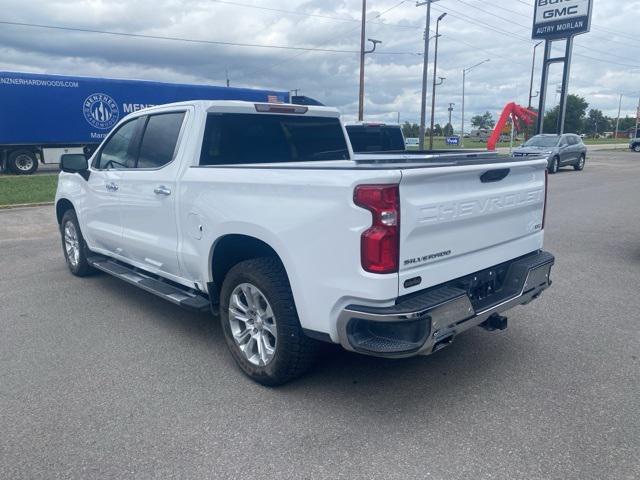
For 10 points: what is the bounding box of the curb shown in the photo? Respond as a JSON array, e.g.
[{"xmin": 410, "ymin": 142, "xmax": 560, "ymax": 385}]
[{"xmin": 0, "ymin": 201, "xmax": 55, "ymax": 210}]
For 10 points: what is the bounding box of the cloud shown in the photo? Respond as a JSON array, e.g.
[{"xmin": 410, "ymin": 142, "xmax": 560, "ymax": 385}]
[{"xmin": 0, "ymin": 0, "xmax": 638, "ymax": 129}]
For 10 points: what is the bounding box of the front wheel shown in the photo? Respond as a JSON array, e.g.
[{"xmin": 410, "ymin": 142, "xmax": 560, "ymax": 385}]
[
  {"xmin": 60, "ymin": 210, "xmax": 94, "ymax": 277},
  {"xmin": 548, "ymin": 156, "xmax": 560, "ymax": 174},
  {"xmin": 633, "ymin": 143, "xmax": 640, "ymax": 153},
  {"xmin": 219, "ymin": 257, "xmax": 319, "ymax": 386},
  {"xmin": 574, "ymin": 154, "xmax": 586, "ymax": 171}
]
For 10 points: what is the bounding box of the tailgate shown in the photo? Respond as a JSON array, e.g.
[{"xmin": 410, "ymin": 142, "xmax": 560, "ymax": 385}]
[{"xmin": 398, "ymin": 158, "xmax": 547, "ymax": 295}]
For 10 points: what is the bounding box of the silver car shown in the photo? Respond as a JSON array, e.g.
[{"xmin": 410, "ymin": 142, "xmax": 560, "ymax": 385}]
[{"xmin": 513, "ymin": 134, "xmax": 587, "ymax": 174}]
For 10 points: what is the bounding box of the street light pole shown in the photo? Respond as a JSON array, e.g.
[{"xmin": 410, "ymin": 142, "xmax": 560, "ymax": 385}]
[
  {"xmin": 416, "ymin": 0, "xmax": 439, "ymax": 150},
  {"xmin": 614, "ymin": 94, "xmax": 623, "ymax": 140},
  {"xmin": 528, "ymin": 41, "xmax": 543, "ymax": 109},
  {"xmin": 460, "ymin": 58, "xmax": 490, "ymax": 147},
  {"xmin": 428, "ymin": 13, "xmax": 446, "ymax": 151}
]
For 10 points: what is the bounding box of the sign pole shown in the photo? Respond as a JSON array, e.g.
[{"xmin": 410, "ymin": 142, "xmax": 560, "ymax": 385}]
[
  {"xmin": 509, "ymin": 115, "xmax": 515, "ymax": 154},
  {"xmin": 556, "ymin": 36, "xmax": 574, "ymax": 134},
  {"xmin": 536, "ymin": 40, "xmax": 552, "ymax": 135},
  {"xmin": 532, "ymin": 0, "xmax": 592, "ymax": 135}
]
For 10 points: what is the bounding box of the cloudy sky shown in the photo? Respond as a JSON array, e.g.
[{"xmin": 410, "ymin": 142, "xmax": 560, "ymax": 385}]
[{"xmin": 0, "ymin": 0, "xmax": 638, "ymax": 129}]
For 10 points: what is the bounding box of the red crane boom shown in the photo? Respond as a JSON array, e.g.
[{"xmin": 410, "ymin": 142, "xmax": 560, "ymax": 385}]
[{"xmin": 487, "ymin": 102, "xmax": 537, "ymax": 151}]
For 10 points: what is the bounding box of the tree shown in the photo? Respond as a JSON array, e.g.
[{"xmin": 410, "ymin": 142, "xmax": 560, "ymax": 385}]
[
  {"xmin": 401, "ymin": 121, "xmax": 420, "ymax": 138},
  {"xmin": 443, "ymin": 123, "xmax": 454, "ymax": 137},
  {"xmin": 617, "ymin": 116, "xmax": 636, "ymax": 136},
  {"xmin": 433, "ymin": 124, "xmax": 443, "ymax": 136},
  {"xmin": 542, "ymin": 94, "xmax": 589, "ymax": 134},
  {"xmin": 584, "ymin": 109, "xmax": 610, "ymax": 137},
  {"xmin": 471, "ymin": 111, "xmax": 495, "ymax": 129}
]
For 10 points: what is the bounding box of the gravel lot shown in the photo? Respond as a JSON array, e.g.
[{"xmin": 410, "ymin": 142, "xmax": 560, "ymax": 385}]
[{"xmin": 1, "ymin": 150, "xmax": 639, "ymax": 479}]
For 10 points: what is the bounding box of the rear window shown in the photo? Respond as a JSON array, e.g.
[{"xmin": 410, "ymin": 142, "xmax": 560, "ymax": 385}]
[
  {"xmin": 199, "ymin": 113, "xmax": 350, "ymax": 165},
  {"xmin": 346, "ymin": 125, "xmax": 405, "ymax": 152}
]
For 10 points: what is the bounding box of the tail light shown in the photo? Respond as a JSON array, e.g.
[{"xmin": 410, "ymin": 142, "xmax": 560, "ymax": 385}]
[
  {"xmin": 542, "ymin": 169, "xmax": 548, "ymax": 229},
  {"xmin": 354, "ymin": 185, "xmax": 400, "ymax": 274}
]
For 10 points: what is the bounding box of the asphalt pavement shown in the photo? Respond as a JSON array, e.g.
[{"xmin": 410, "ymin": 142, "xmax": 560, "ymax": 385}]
[{"xmin": 1, "ymin": 150, "xmax": 639, "ymax": 479}]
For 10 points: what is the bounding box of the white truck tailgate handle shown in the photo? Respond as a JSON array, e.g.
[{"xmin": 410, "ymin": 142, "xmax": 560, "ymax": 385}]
[
  {"xmin": 154, "ymin": 186, "xmax": 172, "ymax": 196},
  {"xmin": 480, "ymin": 169, "xmax": 510, "ymax": 183}
]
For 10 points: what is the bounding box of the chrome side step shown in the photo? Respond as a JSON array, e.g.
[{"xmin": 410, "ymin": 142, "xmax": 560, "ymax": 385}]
[{"xmin": 87, "ymin": 255, "xmax": 210, "ymax": 312}]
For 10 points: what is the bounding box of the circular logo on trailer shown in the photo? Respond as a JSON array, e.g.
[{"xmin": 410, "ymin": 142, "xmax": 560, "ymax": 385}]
[{"xmin": 83, "ymin": 93, "xmax": 119, "ymax": 129}]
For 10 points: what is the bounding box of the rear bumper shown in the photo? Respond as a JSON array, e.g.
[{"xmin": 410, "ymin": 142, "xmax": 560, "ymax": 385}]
[{"xmin": 337, "ymin": 250, "xmax": 554, "ymax": 358}]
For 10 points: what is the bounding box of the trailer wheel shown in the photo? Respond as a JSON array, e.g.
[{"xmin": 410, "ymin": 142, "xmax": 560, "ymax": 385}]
[{"xmin": 8, "ymin": 150, "xmax": 39, "ymax": 175}]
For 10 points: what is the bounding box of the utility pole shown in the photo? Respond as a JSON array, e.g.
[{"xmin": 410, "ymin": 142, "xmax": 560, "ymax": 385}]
[
  {"xmin": 614, "ymin": 94, "xmax": 623, "ymax": 140},
  {"xmin": 358, "ymin": 0, "xmax": 367, "ymax": 121},
  {"xmin": 447, "ymin": 103, "xmax": 455, "ymax": 133},
  {"xmin": 428, "ymin": 12, "xmax": 447, "ymax": 151},
  {"xmin": 635, "ymin": 97, "xmax": 640, "ymax": 138},
  {"xmin": 460, "ymin": 59, "xmax": 490, "ymax": 147},
  {"xmin": 226, "ymin": 70, "xmax": 230, "ymax": 87},
  {"xmin": 417, "ymin": 0, "xmax": 439, "ymax": 150},
  {"xmin": 528, "ymin": 41, "xmax": 543, "ymax": 109},
  {"xmin": 357, "ymin": 0, "xmax": 382, "ymax": 122}
]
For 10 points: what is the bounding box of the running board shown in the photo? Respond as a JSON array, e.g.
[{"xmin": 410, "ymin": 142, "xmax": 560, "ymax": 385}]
[{"xmin": 87, "ymin": 255, "xmax": 210, "ymax": 312}]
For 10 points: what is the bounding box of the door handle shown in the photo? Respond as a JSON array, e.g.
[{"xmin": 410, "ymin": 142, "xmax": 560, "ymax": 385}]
[
  {"xmin": 105, "ymin": 182, "xmax": 119, "ymax": 192},
  {"xmin": 154, "ymin": 185, "xmax": 172, "ymax": 196}
]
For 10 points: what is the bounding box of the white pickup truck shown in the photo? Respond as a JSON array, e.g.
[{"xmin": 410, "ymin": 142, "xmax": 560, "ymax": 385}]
[{"xmin": 55, "ymin": 100, "xmax": 554, "ymax": 385}]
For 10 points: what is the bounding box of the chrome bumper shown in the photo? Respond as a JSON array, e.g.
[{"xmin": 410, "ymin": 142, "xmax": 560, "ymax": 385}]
[{"xmin": 337, "ymin": 251, "xmax": 554, "ymax": 358}]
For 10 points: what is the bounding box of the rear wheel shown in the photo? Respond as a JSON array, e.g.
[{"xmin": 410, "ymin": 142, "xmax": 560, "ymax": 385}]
[
  {"xmin": 548, "ymin": 156, "xmax": 560, "ymax": 174},
  {"xmin": 219, "ymin": 257, "xmax": 319, "ymax": 386},
  {"xmin": 633, "ymin": 143, "xmax": 640, "ymax": 153},
  {"xmin": 60, "ymin": 210, "xmax": 94, "ymax": 277},
  {"xmin": 8, "ymin": 150, "xmax": 38, "ymax": 175},
  {"xmin": 574, "ymin": 154, "xmax": 586, "ymax": 171}
]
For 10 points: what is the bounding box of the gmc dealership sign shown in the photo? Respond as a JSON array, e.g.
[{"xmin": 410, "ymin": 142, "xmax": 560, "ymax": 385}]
[{"xmin": 533, "ymin": 0, "xmax": 593, "ymax": 39}]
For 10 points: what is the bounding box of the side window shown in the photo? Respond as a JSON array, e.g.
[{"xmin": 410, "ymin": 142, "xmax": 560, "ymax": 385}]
[
  {"xmin": 559, "ymin": 136, "xmax": 568, "ymax": 147},
  {"xmin": 95, "ymin": 117, "xmax": 144, "ymax": 169},
  {"xmin": 137, "ymin": 112, "xmax": 186, "ymax": 169}
]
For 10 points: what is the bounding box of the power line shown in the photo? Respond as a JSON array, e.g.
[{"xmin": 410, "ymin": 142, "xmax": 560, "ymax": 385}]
[
  {"xmin": 239, "ymin": 0, "xmax": 411, "ymax": 79},
  {"xmin": 433, "ymin": 4, "xmax": 640, "ymax": 69},
  {"xmin": 450, "ymin": 0, "xmax": 639, "ymax": 63},
  {"xmin": 512, "ymin": 0, "xmax": 640, "ymax": 43},
  {"xmin": 209, "ymin": 0, "xmax": 419, "ymax": 29},
  {"xmin": 0, "ymin": 19, "xmax": 418, "ymax": 55},
  {"xmin": 458, "ymin": 0, "xmax": 640, "ymax": 50}
]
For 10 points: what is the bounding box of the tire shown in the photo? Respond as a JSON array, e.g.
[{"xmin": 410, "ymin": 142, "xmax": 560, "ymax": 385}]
[
  {"xmin": 8, "ymin": 150, "xmax": 38, "ymax": 175},
  {"xmin": 574, "ymin": 154, "xmax": 586, "ymax": 171},
  {"xmin": 548, "ymin": 156, "xmax": 560, "ymax": 174},
  {"xmin": 219, "ymin": 257, "xmax": 319, "ymax": 386},
  {"xmin": 60, "ymin": 209, "xmax": 95, "ymax": 277},
  {"xmin": 633, "ymin": 143, "xmax": 640, "ymax": 153}
]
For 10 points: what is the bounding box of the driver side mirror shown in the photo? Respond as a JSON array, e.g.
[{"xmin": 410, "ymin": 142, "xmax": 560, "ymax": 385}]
[{"xmin": 60, "ymin": 154, "xmax": 88, "ymax": 173}]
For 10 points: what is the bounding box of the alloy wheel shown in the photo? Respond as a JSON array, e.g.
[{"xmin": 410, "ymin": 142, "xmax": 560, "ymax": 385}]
[
  {"xmin": 63, "ymin": 221, "xmax": 80, "ymax": 268},
  {"xmin": 228, "ymin": 283, "xmax": 277, "ymax": 366}
]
